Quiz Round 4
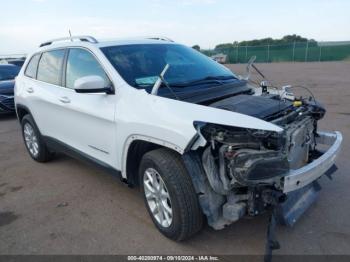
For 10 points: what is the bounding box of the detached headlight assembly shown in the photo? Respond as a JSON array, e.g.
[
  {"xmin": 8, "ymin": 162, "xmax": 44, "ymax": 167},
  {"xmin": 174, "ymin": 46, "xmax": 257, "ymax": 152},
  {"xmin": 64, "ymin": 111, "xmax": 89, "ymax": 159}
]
[{"xmin": 195, "ymin": 122, "xmax": 289, "ymax": 187}]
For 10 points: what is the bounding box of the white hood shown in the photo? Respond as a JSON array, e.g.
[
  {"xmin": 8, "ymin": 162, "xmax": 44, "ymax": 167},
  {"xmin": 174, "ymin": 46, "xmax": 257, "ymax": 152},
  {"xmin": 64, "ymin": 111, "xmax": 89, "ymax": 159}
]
[{"xmin": 117, "ymin": 89, "xmax": 283, "ymax": 163}]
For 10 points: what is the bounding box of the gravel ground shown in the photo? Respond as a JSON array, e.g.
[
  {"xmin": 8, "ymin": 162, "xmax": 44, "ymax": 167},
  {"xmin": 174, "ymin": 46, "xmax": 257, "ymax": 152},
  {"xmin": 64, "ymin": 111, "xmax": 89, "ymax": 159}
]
[{"xmin": 0, "ymin": 62, "xmax": 349, "ymax": 255}]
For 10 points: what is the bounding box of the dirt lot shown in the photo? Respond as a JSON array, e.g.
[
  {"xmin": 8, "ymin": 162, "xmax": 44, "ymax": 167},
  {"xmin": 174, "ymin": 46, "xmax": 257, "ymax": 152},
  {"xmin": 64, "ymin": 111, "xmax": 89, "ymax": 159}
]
[{"xmin": 1, "ymin": 62, "xmax": 350, "ymax": 255}]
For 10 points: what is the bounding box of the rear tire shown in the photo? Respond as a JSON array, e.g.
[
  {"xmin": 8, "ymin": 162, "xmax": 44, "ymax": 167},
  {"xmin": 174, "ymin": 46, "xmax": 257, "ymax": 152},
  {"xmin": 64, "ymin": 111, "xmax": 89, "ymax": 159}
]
[
  {"xmin": 21, "ymin": 114, "xmax": 53, "ymax": 162},
  {"xmin": 139, "ymin": 148, "xmax": 203, "ymax": 241}
]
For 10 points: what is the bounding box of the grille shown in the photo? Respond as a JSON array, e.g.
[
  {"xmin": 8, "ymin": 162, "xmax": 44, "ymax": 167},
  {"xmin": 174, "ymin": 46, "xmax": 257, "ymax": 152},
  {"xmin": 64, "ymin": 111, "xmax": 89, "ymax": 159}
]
[{"xmin": 0, "ymin": 96, "xmax": 15, "ymax": 110}]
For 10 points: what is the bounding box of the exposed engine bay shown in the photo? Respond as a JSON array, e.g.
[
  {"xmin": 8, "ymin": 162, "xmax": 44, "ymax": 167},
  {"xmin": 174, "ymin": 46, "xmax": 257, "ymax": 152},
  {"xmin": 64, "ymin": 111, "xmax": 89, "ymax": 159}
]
[
  {"xmin": 185, "ymin": 75, "xmax": 331, "ymax": 230},
  {"xmin": 204, "ymin": 94, "xmax": 325, "ymax": 188}
]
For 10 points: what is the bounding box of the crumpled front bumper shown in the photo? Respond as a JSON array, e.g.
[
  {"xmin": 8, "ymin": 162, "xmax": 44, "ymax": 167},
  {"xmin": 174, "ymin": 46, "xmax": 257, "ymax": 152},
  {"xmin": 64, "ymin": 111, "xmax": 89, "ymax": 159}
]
[
  {"xmin": 276, "ymin": 131, "xmax": 342, "ymax": 226},
  {"xmin": 282, "ymin": 131, "xmax": 342, "ymax": 193}
]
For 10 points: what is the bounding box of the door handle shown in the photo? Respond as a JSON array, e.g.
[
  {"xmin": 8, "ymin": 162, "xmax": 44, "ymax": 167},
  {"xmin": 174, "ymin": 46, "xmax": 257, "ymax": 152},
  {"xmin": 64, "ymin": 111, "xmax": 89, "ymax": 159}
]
[
  {"xmin": 26, "ymin": 87, "xmax": 34, "ymax": 93},
  {"xmin": 59, "ymin": 96, "xmax": 71, "ymax": 104}
]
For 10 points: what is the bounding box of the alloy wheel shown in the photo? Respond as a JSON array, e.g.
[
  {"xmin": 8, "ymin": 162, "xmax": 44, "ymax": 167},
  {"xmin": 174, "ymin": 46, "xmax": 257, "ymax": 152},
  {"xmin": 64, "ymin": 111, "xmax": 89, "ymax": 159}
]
[
  {"xmin": 23, "ymin": 123, "xmax": 39, "ymax": 157},
  {"xmin": 143, "ymin": 168, "xmax": 173, "ymax": 228}
]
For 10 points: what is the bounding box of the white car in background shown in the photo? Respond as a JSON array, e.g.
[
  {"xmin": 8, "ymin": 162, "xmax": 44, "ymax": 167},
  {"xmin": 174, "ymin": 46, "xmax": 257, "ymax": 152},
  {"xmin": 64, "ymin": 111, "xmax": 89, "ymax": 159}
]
[{"xmin": 15, "ymin": 36, "xmax": 342, "ymax": 241}]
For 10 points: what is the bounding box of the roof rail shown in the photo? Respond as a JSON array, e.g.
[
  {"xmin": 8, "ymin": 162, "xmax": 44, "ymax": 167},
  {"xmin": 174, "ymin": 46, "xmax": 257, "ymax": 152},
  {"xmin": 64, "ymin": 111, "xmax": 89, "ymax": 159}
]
[
  {"xmin": 39, "ymin": 35, "xmax": 98, "ymax": 47},
  {"xmin": 146, "ymin": 36, "xmax": 174, "ymax": 42}
]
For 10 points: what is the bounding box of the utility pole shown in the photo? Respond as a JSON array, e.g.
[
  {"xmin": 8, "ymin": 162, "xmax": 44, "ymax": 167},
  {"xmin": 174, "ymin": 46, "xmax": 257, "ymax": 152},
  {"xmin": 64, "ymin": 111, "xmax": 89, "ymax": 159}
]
[
  {"xmin": 305, "ymin": 40, "xmax": 309, "ymax": 62},
  {"xmin": 292, "ymin": 41, "xmax": 296, "ymax": 62}
]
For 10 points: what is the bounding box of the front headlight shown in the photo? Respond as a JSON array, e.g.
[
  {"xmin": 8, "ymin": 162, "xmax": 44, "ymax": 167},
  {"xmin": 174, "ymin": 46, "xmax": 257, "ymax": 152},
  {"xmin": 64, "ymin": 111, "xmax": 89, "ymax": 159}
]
[
  {"xmin": 196, "ymin": 122, "xmax": 289, "ymax": 187},
  {"xmin": 195, "ymin": 122, "xmax": 285, "ymax": 151}
]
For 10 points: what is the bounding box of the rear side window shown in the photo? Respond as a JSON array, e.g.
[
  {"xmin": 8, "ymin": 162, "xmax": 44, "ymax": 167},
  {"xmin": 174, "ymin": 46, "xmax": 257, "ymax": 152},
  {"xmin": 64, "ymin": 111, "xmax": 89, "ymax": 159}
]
[
  {"xmin": 37, "ymin": 49, "xmax": 65, "ymax": 85},
  {"xmin": 66, "ymin": 48, "xmax": 110, "ymax": 89},
  {"xmin": 25, "ymin": 54, "xmax": 41, "ymax": 79}
]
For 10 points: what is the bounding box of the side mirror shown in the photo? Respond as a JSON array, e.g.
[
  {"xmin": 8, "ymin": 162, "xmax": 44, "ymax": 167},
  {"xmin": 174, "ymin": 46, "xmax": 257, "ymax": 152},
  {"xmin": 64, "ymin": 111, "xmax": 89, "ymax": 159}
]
[{"xmin": 74, "ymin": 75, "xmax": 114, "ymax": 94}]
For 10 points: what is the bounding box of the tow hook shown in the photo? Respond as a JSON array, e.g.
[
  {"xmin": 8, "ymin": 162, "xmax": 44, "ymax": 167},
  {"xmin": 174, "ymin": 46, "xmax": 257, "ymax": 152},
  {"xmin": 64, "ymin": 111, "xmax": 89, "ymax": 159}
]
[
  {"xmin": 263, "ymin": 191, "xmax": 285, "ymax": 262},
  {"xmin": 264, "ymin": 207, "xmax": 280, "ymax": 262}
]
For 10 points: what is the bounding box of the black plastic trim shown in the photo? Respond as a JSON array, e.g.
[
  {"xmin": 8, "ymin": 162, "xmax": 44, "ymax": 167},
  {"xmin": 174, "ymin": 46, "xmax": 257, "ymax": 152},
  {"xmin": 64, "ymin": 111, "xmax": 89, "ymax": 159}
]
[
  {"xmin": 15, "ymin": 104, "xmax": 32, "ymax": 121},
  {"xmin": 61, "ymin": 49, "xmax": 69, "ymax": 87},
  {"xmin": 75, "ymin": 87, "xmax": 114, "ymax": 94}
]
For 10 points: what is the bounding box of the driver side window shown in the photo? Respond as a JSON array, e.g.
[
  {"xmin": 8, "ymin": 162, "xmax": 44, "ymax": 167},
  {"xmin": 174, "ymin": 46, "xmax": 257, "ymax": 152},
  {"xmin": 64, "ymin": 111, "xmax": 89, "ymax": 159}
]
[{"xmin": 66, "ymin": 48, "xmax": 110, "ymax": 89}]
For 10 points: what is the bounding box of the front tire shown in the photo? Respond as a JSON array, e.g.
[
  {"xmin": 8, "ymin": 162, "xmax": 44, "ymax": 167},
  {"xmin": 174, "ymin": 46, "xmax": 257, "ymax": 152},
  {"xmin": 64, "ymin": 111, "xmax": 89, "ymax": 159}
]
[
  {"xmin": 139, "ymin": 148, "xmax": 203, "ymax": 241},
  {"xmin": 21, "ymin": 114, "xmax": 53, "ymax": 162}
]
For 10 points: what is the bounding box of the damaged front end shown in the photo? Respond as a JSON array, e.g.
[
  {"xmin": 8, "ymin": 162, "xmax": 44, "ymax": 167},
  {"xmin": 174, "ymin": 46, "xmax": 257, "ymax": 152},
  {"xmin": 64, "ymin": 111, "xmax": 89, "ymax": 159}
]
[{"xmin": 184, "ymin": 98, "xmax": 342, "ymax": 230}]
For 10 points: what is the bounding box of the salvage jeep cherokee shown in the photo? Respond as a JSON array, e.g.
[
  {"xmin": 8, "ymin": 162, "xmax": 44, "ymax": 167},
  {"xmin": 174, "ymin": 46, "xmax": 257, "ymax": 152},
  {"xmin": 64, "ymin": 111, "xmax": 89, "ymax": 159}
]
[{"xmin": 15, "ymin": 36, "xmax": 342, "ymax": 242}]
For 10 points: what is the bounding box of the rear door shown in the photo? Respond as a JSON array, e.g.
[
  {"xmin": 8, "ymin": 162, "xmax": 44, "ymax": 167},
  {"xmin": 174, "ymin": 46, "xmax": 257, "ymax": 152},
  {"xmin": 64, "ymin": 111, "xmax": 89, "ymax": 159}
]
[
  {"xmin": 23, "ymin": 49, "xmax": 67, "ymax": 139},
  {"xmin": 57, "ymin": 47, "xmax": 116, "ymax": 166}
]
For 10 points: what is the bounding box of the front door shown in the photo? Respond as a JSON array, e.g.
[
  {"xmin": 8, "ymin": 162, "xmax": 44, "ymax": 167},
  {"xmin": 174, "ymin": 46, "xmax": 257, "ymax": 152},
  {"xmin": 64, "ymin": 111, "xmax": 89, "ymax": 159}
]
[{"xmin": 56, "ymin": 48, "xmax": 116, "ymax": 166}]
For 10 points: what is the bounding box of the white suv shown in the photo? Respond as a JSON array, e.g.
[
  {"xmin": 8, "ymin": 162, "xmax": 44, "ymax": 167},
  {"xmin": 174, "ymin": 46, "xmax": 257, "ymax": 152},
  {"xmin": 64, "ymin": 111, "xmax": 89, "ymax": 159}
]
[{"xmin": 15, "ymin": 36, "xmax": 342, "ymax": 241}]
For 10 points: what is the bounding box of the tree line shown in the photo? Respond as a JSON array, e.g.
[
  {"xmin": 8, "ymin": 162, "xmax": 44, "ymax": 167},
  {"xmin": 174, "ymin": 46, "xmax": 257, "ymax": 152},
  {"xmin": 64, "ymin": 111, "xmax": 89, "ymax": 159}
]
[{"xmin": 193, "ymin": 35, "xmax": 317, "ymax": 53}]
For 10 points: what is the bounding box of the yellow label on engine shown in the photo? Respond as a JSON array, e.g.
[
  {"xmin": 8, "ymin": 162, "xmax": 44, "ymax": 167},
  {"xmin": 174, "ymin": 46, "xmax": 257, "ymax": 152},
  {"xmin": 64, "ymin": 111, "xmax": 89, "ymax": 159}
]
[{"xmin": 293, "ymin": 101, "xmax": 302, "ymax": 107}]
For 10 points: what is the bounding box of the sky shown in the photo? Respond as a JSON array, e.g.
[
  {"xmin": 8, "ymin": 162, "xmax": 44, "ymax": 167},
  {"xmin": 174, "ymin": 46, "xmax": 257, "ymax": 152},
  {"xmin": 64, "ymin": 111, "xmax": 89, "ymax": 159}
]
[{"xmin": 1, "ymin": 0, "xmax": 350, "ymax": 54}]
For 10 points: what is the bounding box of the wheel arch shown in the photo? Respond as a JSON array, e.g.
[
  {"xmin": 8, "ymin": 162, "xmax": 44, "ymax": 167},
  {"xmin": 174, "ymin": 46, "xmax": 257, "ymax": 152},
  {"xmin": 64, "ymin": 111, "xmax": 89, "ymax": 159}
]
[
  {"xmin": 122, "ymin": 135, "xmax": 185, "ymax": 187},
  {"xmin": 15, "ymin": 104, "xmax": 32, "ymax": 122}
]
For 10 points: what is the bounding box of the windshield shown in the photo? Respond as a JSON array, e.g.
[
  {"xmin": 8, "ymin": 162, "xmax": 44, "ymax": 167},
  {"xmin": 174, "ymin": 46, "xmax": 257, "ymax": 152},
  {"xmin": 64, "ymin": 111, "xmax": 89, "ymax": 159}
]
[
  {"xmin": 0, "ymin": 66, "xmax": 20, "ymax": 81},
  {"xmin": 101, "ymin": 44, "xmax": 236, "ymax": 89}
]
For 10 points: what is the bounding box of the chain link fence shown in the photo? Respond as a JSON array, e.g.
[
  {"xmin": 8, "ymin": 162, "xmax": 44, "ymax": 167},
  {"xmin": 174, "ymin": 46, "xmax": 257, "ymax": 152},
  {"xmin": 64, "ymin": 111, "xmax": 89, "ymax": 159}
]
[{"xmin": 208, "ymin": 41, "xmax": 350, "ymax": 63}]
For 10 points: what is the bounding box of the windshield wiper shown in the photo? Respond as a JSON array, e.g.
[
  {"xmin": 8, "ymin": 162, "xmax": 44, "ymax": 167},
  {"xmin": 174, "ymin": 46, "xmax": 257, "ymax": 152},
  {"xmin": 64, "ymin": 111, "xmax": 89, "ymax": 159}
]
[
  {"xmin": 151, "ymin": 64, "xmax": 180, "ymax": 100},
  {"xmin": 151, "ymin": 64, "xmax": 170, "ymax": 95},
  {"xmin": 171, "ymin": 75, "xmax": 236, "ymax": 87}
]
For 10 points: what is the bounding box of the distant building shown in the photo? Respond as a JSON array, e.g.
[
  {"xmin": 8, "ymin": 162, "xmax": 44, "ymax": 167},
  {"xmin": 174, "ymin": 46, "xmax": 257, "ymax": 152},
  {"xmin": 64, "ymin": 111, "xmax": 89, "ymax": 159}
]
[
  {"xmin": 211, "ymin": 53, "xmax": 227, "ymax": 64},
  {"xmin": 318, "ymin": 41, "xmax": 350, "ymax": 46}
]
